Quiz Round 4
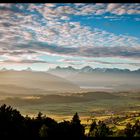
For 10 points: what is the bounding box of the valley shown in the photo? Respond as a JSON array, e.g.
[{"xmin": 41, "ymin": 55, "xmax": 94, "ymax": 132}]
[{"xmin": 0, "ymin": 69, "xmax": 140, "ymax": 130}]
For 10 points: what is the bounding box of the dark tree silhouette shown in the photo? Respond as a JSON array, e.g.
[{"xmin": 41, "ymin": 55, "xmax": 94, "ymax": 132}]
[
  {"xmin": 88, "ymin": 120, "xmax": 112, "ymax": 137},
  {"xmin": 133, "ymin": 120, "xmax": 140, "ymax": 136},
  {"xmin": 56, "ymin": 120, "xmax": 72, "ymax": 139},
  {"xmin": 37, "ymin": 112, "xmax": 44, "ymax": 120},
  {"xmin": 0, "ymin": 104, "xmax": 25, "ymax": 138},
  {"xmin": 71, "ymin": 112, "xmax": 85, "ymax": 140},
  {"xmin": 72, "ymin": 112, "xmax": 81, "ymax": 124},
  {"xmin": 0, "ymin": 104, "xmax": 139, "ymax": 139},
  {"xmin": 88, "ymin": 120, "xmax": 97, "ymax": 137},
  {"xmin": 124, "ymin": 123, "xmax": 135, "ymax": 137}
]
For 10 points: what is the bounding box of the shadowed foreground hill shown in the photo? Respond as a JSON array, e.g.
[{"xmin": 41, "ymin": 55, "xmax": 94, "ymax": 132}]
[
  {"xmin": 0, "ymin": 71, "xmax": 80, "ymax": 95},
  {"xmin": 0, "ymin": 104, "xmax": 140, "ymax": 139}
]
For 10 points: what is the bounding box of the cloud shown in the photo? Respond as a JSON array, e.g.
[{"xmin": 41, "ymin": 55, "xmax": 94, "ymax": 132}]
[
  {"xmin": 22, "ymin": 21, "xmax": 139, "ymax": 48},
  {"xmin": 15, "ymin": 42, "xmax": 140, "ymax": 59},
  {"xmin": 103, "ymin": 15, "xmax": 130, "ymax": 21},
  {"xmin": 87, "ymin": 59, "xmax": 140, "ymax": 66},
  {"xmin": 76, "ymin": 3, "xmax": 140, "ymax": 15},
  {"xmin": 60, "ymin": 58, "xmax": 140, "ymax": 67},
  {"xmin": 107, "ymin": 3, "xmax": 140, "ymax": 15},
  {"xmin": 0, "ymin": 3, "xmax": 139, "ymax": 67},
  {"xmin": 0, "ymin": 47, "xmax": 45, "ymax": 64},
  {"xmin": 107, "ymin": 4, "xmax": 121, "ymax": 11},
  {"xmin": 0, "ymin": 49, "xmax": 37, "ymax": 56},
  {"xmin": 0, "ymin": 4, "xmax": 139, "ymax": 49},
  {"xmin": 70, "ymin": 3, "xmax": 140, "ymax": 16},
  {"xmin": 1, "ymin": 59, "xmax": 48, "ymax": 64}
]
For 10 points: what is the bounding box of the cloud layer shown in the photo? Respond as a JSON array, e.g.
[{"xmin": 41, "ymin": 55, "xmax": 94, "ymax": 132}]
[{"xmin": 0, "ymin": 3, "xmax": 140, "ymax": 69}]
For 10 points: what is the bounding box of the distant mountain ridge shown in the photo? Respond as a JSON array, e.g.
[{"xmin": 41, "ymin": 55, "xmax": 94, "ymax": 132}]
[
  {"xmin": 0, "ymin": 66, "xmax": 140, "ymax": 92},
  {"xmin": 1, "ymin": 66, "xmax": 140, "ymax": 74},
  {"xmin": 0, "ymin": 67, "xmax": 33, "ymax": 72},
  {"xmin": 47, "ymin": 66, "xmax": 140, "ymax": 91},
  {"xmin": 48, "ymin": 66, "xmax": 140, "ymax": 74}
]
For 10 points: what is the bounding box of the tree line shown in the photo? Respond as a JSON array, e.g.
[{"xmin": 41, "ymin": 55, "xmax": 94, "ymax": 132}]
[{"xmin": 0, "ymin": 104, "xmax": 140, "ymax": 139}]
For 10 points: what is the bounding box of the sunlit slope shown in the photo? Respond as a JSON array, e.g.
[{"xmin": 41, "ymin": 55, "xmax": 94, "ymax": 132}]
[{"xmin": 0, "ymin": 71, "xmax": 80, "ymax": 95}]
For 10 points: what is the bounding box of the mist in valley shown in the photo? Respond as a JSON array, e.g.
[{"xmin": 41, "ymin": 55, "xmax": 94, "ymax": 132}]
[{"xmin": 0, "ymin": 69, "xmax": 140, "ymax": 118}]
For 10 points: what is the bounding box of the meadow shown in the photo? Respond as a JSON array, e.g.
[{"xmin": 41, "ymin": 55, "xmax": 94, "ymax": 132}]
[{"xmin": 0, "ymin": 90, "xmax": 140, "ymax": 122}]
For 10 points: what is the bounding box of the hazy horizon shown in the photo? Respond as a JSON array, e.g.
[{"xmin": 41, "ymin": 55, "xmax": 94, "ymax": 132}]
[{"xmin": 1, "ymin": 65, "xmax": 140, "ymax": 71}]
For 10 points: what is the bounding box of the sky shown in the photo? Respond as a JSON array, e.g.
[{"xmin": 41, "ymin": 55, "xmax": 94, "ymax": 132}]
[{"xmin": 0, "ymin": 3, "xmax": 140, "ymax": 71}]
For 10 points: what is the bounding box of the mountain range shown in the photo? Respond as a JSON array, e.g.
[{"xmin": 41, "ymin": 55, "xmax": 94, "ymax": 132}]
[
  {"xmin": 48, "ymin": 66, "xmax": 140, "ymax": 91},
  {"xmin": 1, "ymin": 66, "xmax": 140, "ymax": 74},
  {"xmin": 1, "ymin": 66, "xmax": 140, "ymax": 92},
  {"xmin": 48, "ymin": 66, "xmax": 140, "ymax": 74}
]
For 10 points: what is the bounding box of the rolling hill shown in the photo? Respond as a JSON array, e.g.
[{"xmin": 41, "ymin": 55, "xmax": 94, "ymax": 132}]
[{"xmin": 0, "ymin": 70, "xmax": 80, "ymax": 95}]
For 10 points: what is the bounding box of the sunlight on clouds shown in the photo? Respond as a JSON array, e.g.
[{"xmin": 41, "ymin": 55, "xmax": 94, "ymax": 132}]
[{"xmin": 0, "ymin": 3, "xmax": 139, "ymax": 70}]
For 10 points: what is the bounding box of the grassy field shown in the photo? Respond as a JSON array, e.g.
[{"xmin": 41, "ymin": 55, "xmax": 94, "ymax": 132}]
[
  {"xmin": 0, "ymin": 91, "xmax": 140, "ymax": 117},
  {"xmin": 0, "ymin": 93, "xmax": 139, "ymax": 115},
  {"xmin": 0, "ymin": 90, "xmax": 140, "ymax": 135}
]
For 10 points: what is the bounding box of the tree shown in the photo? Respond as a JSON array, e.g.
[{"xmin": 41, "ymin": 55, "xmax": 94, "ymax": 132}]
[
  {"xmin": 124, "ymin": 123, "xmax": 135, "ymax": 137},
  {"xmin": 133, "ymin": 120, "xmax": 140, "ymax": 136},
  {"xmin": 72, "ymin": 112, "xmax": 81, "ymax": 124},
  {"xmin": 37, "ymin": 112, "xmax": 43, "ymax": 120},
  {"xmin": 89, "ymin": 121, "xmax": 112, "ymax": 137},
  {"xmin": 39, "ymin": 124, "xmax": 48, "ymax": 138},
  {"xmin": 57, "ymin": 121, "xmax": 72, "ymax": 139},
  {"xmin": 71, "ymin": 112, "xmax": 85, "ymax": 140},
  {"xmin": 88, "ymin": 120, "xmax": 97, "ymax": 137},
  {"xmin": 0, "ymin": 104, "xmax": 25, "ymax": 138}
]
